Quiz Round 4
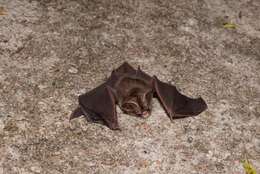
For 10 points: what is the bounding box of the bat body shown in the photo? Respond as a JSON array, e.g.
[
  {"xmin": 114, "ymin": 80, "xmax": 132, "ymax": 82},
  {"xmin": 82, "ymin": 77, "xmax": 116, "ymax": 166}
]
[{"xmin": 71, "ymin": 62, "xmax": 207, "ymax": 130}]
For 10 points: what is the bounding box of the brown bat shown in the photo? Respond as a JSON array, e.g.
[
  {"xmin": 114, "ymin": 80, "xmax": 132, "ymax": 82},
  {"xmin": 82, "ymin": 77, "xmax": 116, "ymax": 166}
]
[{"xmin": 70, "ymin": 62, "xmax": 207, "ymax": 130}]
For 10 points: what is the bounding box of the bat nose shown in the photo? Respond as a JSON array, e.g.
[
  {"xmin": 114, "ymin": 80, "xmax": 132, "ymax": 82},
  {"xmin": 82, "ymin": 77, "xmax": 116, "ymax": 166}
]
[{"xmin": 141, "ymin": 110, "xmax": 150, "ymax": 118}]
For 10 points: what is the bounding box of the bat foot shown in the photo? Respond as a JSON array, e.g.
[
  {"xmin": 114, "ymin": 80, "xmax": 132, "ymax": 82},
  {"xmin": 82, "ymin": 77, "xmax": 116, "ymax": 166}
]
[
  {"xmin": 169, "ymin": 115, "xmax": 174, "ymax": 123},
  {"xmin": 107, "ymin": 124, "xmax": 121, "ymax": 131},
  {"xmin": 112, "ymin": 127, "xmax": 122, "ymax": 131}
]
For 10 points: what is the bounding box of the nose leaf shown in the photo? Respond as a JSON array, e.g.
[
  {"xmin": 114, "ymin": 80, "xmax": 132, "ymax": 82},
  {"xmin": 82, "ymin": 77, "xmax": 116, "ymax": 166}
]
[{"xmin": 141, "ymin": 110, "xmax": 150, "ymax": 118}]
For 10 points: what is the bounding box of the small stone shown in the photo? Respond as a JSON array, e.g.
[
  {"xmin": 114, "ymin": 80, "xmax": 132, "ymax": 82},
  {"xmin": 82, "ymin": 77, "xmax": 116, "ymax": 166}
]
[
  {"xmin": 68, "ymin": 67, "xmax": 78, "ymax": 74},
  {"xmin": 138, "ymin": 160, "xmax": 150, "ymax": 169},
  {"xmin": 38, "ymin": 84, "xmax": 48, "ymax": 90},
  {"xmin": 4, "ymin": 121, "xmax": 18, "ymax": 132},
  {"xmin": 187, "ymin": 136, "xmax": 193, "ymax": 143},
  {"xmin": 254, "ymin": 134, "xmax": 260, "ymax": 153},
  {"xmin": 30, "ymin": 165, "xmax": 41, "ymax": 173},
  {"xmin": 0, "ymin": 119, "xmax": 4, "ymax": 131},
  {"xmin": 215, "ymin": 162, "xmax": 225, "ymax": 171}
]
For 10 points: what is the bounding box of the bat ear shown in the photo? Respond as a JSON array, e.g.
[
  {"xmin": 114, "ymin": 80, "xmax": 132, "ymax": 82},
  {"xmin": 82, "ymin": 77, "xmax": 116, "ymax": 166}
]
[
  {"xmin": 136, "ymin": 66, "xmax": 154, "ymax": 85},
  {"xmin": 153, "ymin": 76, "xmax": 207, "ymax": 120},
  {"xmin": 115, "ymin": 62, "xmax": 136, "ymax": 74}
]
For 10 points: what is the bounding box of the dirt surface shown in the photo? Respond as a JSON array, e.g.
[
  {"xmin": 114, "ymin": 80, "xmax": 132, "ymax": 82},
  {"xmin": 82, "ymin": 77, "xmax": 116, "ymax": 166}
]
[{"xmin": 0, "ymin": 0, "xmax": 260, "ymax": 173}]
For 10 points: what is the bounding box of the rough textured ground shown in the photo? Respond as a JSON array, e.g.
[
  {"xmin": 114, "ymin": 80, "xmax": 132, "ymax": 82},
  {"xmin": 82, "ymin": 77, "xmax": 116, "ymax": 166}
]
[{"xmin": 0, "ymin": 0, "xmax": 260, "ymax": 173}]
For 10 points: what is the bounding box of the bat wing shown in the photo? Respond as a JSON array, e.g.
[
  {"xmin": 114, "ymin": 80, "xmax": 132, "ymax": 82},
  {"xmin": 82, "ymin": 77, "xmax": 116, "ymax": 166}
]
[
  {"xmin": 71, "ymin": 85, "xmax": 120, "ymax": 130},
  {"xmin": 153, "ymin": 76, "xmax": 207, "ymax": 120},
  {"xmin": 70, "ymin": 62, "xmax": 137, "ymax": 130}
]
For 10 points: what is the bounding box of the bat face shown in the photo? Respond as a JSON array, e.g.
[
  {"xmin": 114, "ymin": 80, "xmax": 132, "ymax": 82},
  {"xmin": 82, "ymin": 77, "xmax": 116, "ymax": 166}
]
[
  {"xmin": 115, "ymin": 76, "xmax": 153, "ymax": 118},
  {"xmin": 120, "ymin": 88, "xmax": 153, "ymax": 118}
]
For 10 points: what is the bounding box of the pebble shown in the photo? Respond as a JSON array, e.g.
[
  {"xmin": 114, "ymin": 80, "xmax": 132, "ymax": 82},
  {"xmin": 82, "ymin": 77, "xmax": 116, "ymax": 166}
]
[
  {"xmin": 187, "ymin": 136, "xmax": 193, "ymax": 143},
  {"xmin": 30, "ymin": 165, "xmax": 41, "ymax": 173},
  {"xmin": 254, "ymin": 134, "xmax": 260, "ymax": 153},
  {"xmin": 68, "ymin": 67, "xmax": 78, "ymax": 74}
]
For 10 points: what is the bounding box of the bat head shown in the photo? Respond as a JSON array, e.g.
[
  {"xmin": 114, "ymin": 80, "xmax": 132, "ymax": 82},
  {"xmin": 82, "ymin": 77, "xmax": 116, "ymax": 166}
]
[
  {"xmin": 121, "ymin": 88, "xmax": 153, "ymax": 118},
  {"xmin": 116, "ymin": 76, "xmax": 153, "ymax": 118}
]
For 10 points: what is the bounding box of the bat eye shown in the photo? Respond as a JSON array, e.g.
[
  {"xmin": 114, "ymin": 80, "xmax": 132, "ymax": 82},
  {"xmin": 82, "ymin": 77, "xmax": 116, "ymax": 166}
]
[
  {"xmin": 122, "ymin": 102, "xmax": 137, "ymax": 110},
  {"xmin": 145, "ymin": 91, "xmax": 153, "ymax": 100},
  {"xmin": 123, "ymin": 103, "xmax": 133, "ymax": 109},
  {"xmin": 121, "ymin": 100, "xmax": 141, "ymax": 115}
]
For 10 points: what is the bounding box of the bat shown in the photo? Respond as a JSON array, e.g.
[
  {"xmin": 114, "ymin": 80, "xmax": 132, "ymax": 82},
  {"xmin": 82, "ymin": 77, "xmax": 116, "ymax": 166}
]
[{"xmin": 70, "ymin": 62, "xmax": 207, "ymax": 130}]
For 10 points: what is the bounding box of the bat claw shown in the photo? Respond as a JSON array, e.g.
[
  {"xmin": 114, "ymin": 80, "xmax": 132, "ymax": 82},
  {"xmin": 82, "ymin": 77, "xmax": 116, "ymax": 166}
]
[
  {"xmin": 169, "ymin": 115, "xmax": 174, "ymax": 123},
  {"xmin": 109, "ymin": 125, "xmax": 121, "ymax": 131},
  {"xmin": 70, "ymin": 107, "xmax": 83, "ymax": 120}
]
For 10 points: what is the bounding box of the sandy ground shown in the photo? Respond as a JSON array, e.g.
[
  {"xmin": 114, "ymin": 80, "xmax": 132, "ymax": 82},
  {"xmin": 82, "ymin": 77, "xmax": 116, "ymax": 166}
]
[{"xmin": 0, "ymin": 0, "xmax": 260, "ymax": 173}]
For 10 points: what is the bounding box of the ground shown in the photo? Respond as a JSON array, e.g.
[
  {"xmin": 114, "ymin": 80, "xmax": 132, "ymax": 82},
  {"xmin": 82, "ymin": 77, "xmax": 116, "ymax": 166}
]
[{"xmin": 0, "ymin": 0, "xmax": 260, "ymax": 173}]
